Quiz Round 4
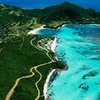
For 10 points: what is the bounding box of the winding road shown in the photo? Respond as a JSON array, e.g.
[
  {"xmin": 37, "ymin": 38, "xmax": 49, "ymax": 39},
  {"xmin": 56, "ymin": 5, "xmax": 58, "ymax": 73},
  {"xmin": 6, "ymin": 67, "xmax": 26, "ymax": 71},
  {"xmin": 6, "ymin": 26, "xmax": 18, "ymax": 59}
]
[
  {"xmin": 0, "ymin": 48, "xmax": 2, "ymax": 53},
  {"xmin": 5, "ymin": 67, "xmax": 35, "ymax": 100},
  {"xmin": 5, "ymin": 37, "xmax": 55, "ymax": 100}
]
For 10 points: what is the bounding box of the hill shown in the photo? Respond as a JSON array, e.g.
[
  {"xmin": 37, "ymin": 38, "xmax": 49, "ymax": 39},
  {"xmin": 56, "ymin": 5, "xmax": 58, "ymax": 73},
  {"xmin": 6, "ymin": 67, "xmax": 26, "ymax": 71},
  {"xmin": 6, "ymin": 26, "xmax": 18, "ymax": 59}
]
[
  {"xmin": 0, "ymin": 2, "xmax": 100, "ymax": 40},
  {"xmin": 0, "ymin": 34, "xmax": 65, "ymax": 100},
  {"xmin": 31, "ymin": 2, "xmax": 100, "ymax": 26},
  {"xmin": 0, "ymin": 2, "xmax": 100, "ymax": 100}
]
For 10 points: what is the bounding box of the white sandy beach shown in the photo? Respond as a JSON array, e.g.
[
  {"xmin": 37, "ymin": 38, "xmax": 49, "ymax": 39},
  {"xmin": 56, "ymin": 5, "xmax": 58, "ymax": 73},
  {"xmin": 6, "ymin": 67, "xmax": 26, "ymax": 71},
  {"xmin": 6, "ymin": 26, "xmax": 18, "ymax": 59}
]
[
  {"xmin": 43, "ymin": 69, "xmax": 56, "ymax": 100},
  {"xmin": 51, "ymin": 37, "xmax": 57, "ymax": 52},
  {"xmin": 89, "ymin": 24, "xmax": 100, "ymax": 26},
  {"xmin": 28, "ymin": 23, "xmax": 100, "ymax": 35},
  {"xmin": 43, "ymin": 38, "xmax": 58, "ymax": 100},
  {"xmin": 28, "ymin": 25, "xmax": 45, "ymax": 35}
]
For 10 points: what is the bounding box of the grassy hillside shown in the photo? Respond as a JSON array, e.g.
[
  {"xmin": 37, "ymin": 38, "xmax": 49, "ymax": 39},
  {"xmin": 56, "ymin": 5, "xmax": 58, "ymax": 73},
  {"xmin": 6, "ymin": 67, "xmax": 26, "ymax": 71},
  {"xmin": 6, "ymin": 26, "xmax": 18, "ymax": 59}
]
[
  {"xmin": 0, "ymin": 2, "xmax": 100, "ymax": 40},
  {"xmin": 0, "ymin": 35, "xmax": 65, "ymax": 100},
  {"xmin": 0, "ymin": 35, "xmax": 47, "ymax": 99},
  {"xmin": 31, "ymin": 2, "xmax": 100, "ymax": 25},
  {"xmin": 0, "ymin": 4, "xmax": 42, "ymax": 43}
]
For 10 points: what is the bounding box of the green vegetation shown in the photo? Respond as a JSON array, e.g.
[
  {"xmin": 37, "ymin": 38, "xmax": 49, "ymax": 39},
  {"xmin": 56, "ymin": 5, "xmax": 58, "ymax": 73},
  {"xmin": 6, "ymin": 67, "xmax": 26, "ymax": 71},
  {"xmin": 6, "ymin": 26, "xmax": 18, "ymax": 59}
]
[
  {"xmin": 45, "ymin": 21, "xmax": 68, "ymax": 29},
  {"xmin": 0, "ymin": 2, "xmax": 100, "ymax": 41},
  {"xmin": 0, "ymin": 4, "xmax": 42, "ymax": 42},
  {"xmin": 0, "ymin": 35, "xmax": 47, "ymax": 99},
  {"xmin": 0, "ymin": 35, "xmax": 65, "ymax": 100},
  {"xmin": 0, "ymin": 2, "xmax": 100, "ymax": 100},
  {"xmin": 33, "ymin": 2, "xmax": 100, "ymax": 25},
  {"xmin": 11, "ymin": 61, "xmax": 64, "ymax": 100}
]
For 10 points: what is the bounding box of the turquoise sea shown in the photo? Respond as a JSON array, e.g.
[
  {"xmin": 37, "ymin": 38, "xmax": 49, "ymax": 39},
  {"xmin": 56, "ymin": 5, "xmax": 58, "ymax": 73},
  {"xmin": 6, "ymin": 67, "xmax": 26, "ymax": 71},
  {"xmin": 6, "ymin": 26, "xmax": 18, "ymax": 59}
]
[{"xmin": 37, "ymin": 25, "xmax": 100, "ymax": 100}]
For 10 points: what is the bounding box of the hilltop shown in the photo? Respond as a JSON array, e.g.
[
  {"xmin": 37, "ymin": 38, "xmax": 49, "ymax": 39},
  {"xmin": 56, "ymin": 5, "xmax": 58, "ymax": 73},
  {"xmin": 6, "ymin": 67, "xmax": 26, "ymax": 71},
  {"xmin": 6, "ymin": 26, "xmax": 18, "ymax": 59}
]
[{"xmin": 0, "ymin": 2, "xmax": 100, "ymax": 41}]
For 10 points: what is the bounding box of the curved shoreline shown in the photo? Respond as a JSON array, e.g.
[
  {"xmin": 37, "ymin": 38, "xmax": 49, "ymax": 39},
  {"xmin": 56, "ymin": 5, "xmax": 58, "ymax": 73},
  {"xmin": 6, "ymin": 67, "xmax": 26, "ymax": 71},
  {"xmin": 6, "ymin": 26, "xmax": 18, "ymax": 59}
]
[
  {"xmin": 43, "ymin": 37, "xmax": 58, "ymax": 100},
  {"xmin": 28, "ymin": 24, "xmax": 100, "ymax": 36},
  {"xmin": 43, "ymin": 24, "xmax": 100, "ymax": 100},
  {"xmin": 28, "ymin": 25, "xmax": 45, "ymax": 35},
  {"xmin": 43, "ymin": 36, "xmax": 67, "ymax": 100},
  {"xmin": 30, "ymin": 25, "xmax": 64, "ymax": 100},
  {"xmin": 28, "ymin": 24, "xmax": 100, "ymax": 100},
  {"xmin": 43, "ymin": 69, "xmax": 57, "ymax": 100},
  {"xmin": 46, "ymin": 24, "xmax": 100, "ymax": 30}
]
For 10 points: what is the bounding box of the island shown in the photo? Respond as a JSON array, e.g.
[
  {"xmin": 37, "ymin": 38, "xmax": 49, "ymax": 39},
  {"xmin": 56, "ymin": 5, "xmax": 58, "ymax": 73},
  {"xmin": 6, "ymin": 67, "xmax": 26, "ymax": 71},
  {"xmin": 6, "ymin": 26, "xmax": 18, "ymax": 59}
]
[{"xmin": 0, "ymin": 2, "xmax": 100, "ymax": 100}]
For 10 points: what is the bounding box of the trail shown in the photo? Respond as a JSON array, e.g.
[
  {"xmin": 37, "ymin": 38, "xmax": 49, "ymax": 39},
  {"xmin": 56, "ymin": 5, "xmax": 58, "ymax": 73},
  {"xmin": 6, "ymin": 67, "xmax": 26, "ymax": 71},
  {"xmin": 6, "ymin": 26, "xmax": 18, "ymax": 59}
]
[
  {"xmin": 5, "ymin": 67, "xmax": 35, "ymax": 100},
  {"xmin": 19, "ymin": 37, "xmax": 24, "ymax": 50},
  {"xmin": 31, "ymin": 38, "xmax": 55, "ymax": 100},
  {"xmin": 34, "ymin": 61, "xmax": 53, "ymax": 100},
  {"xmin": 5, "ymin": 37, "xmax": 55, "ymax": 100},
  {"xmin": 0, "ymin": 48, "xmax": 2, "ymax": 53}
]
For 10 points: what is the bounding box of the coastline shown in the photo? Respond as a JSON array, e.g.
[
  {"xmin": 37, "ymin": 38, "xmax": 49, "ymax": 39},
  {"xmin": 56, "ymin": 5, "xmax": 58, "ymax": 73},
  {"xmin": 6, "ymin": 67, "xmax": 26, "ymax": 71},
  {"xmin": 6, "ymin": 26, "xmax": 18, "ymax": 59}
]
[
  {"xmin": 48, "ymin": 23, "xmax": 100, "ymax": 30},
  {"xmin": 28, "ymin": 23, "xmax": 100, "ymax": 36},
  {"xmin": 28, "ymin": 24, "xmax": 59, "ymax": 100},
  {"xmin": 28, "ymin": 25, "xmax": 45, "ymax": 35},
  {"xmin": 43, "ymin": 24, "xmax": 100, "ymax": 100},
  {"xmin": 51, "ymin": 37, "xmax": 57, "ymax": 52},
  {"xmin": 89, "ymin": 24, "xmax": 100, "ymax": 26},
  {"xmin": 43, "ymin": 69, "xmax": 57, "ymax": 100},
  {"xmin": 31, "ymin": 24, "xmax": 65, "ymax": 100},
  {"xmin": 43, "ymin": 37, "xmax": 58, "ymax": 100},
  {"xmin": 28, "ymin": 23, "xmax": 100, "ymax": 100}
]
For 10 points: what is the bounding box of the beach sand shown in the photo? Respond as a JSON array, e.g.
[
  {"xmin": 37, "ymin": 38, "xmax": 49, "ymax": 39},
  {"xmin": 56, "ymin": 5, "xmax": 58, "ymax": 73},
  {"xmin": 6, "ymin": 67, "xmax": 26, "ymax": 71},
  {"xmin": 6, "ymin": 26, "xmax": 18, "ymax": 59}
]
[
  {"xmin": 43, "ymin": 69, "xmax": 57, "ymax": 100},
  {"xmin": 28, "ymin": 25, "xmax": 45, "ymax": 35},
  {"xmin": 51, "ymin": 37, "xmax": 57, "ymax": 52},
  {"xmin": 44, "ymin": 37, "xmax": 58, "ymax": 100}
]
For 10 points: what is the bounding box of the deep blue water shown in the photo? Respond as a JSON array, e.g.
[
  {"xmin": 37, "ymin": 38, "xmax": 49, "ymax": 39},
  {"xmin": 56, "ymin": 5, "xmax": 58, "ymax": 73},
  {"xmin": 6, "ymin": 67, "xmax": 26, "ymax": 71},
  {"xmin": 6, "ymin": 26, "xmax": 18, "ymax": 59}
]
[
  {"xmin": 0, "ymin": 0, "xmax": 100, "ymax": 11},
  {"xmin": 37, "ymin": 28, "xmax": 57, "ymax": 36},
  {"xmin": 38, "ymin": 25, "xmax": 100, "ymax": 100}
]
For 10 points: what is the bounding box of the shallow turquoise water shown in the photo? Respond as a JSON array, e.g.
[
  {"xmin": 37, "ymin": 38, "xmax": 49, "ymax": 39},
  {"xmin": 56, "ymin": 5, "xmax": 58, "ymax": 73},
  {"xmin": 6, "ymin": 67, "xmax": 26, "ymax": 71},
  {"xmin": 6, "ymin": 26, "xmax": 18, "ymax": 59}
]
[{"xmin": 38, "ymin": 25, "xmax": 100, "ymax": 100}]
